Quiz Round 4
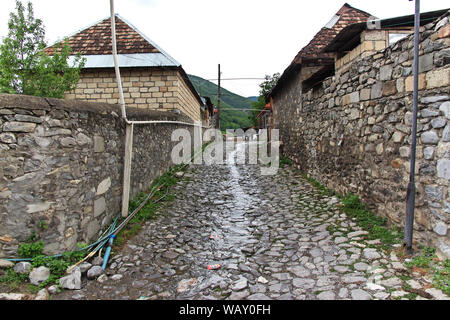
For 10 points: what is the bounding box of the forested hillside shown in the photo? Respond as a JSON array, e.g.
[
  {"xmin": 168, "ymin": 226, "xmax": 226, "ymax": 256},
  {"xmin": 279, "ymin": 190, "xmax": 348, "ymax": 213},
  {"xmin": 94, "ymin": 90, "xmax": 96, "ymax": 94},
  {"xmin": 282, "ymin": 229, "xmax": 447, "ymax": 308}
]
[{"xmin": 188, "ymin": 74, "xmax": 253, "ymax": 129}]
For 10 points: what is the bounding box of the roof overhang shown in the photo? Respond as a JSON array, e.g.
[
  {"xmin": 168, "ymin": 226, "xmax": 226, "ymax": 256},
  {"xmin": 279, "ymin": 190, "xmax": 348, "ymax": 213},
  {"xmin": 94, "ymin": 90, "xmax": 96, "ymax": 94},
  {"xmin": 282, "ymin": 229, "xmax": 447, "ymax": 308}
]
[
  {"xmin": 324, "ymin": 8, "xmax": 449, "ymax": 53},
  {"xmin": 69, "ymin": 53, "xmax": 180, "ymax": 69}
]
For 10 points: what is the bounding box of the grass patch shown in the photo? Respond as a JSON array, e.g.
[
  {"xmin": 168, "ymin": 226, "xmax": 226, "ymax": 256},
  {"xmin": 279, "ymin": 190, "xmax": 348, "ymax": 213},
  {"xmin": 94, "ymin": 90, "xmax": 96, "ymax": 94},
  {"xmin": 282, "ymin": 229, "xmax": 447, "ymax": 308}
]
[
  {"xmin": 0, "ymin": 159, "xmax": 193, "ymax": 294},
  {"xmin": 0, "ymin": 242, "xmax": 87, "ymax": 292},
  {"xmin": 300, "ymin": 173, "xmax": 334, "ymax": 197},
  {"xmin": 405, "ymin": 246, "xmax": 450, "ymax": 295},
  {"xmin": 340, "ymin": 193, "xmax": 403, "ymax": 250},
  {"xmin": 114, "ymin": 163, "xmax": 186, "ymax": 248},
  {"xmin": 279, "ymin": 155, "xmax": 292, "ymax": 168}
]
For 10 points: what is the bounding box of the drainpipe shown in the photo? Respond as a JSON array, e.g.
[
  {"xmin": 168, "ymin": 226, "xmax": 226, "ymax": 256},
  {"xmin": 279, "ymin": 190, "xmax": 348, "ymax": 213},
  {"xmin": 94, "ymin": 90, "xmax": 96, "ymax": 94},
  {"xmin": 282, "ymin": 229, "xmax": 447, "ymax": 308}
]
[{"xmin": 404, "ymin": 0, "xmax": 420, "ymax": 254}]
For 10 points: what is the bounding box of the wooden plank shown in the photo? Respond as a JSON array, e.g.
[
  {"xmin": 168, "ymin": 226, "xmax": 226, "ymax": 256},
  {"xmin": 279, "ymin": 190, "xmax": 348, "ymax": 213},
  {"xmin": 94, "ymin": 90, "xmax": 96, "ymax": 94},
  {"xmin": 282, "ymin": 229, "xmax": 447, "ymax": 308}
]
[{"xmin": 121, "ymin": 123, "xmax": 134, "ymax": 217}]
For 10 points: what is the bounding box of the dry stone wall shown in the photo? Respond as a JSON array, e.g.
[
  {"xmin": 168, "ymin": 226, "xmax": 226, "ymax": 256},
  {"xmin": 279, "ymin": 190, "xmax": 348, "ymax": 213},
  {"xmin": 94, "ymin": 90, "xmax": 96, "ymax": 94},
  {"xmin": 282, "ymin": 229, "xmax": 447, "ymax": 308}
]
[
  {"xmin": 0, "ymin": 94, "xmax": 196, "ymax": 258},
  {"xmin": 273, "ymin": 14, "xmax": 450, "ymax": 257}
]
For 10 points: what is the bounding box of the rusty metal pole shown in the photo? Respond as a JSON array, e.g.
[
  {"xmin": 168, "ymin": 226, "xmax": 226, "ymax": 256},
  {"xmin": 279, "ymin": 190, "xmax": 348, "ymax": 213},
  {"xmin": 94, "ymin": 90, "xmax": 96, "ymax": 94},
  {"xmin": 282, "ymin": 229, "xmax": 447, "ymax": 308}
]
[{"xmin": 404, "ymin": 0, "xmax": 420, "ymax": 254}]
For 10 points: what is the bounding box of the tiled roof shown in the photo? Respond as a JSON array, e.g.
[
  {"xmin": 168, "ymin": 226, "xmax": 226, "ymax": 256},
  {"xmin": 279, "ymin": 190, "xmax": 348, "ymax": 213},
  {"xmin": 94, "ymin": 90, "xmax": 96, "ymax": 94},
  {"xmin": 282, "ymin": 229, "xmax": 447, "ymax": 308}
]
[
  {"xmin": 292, "ymin": 3, "xmax": 372, "ymax": 63},
  {"xmin": 45, "ymin": 15, "xmax": 160, "ymax": 56},
  {"xmin": 269, "ymin": 3, "xmax": 372, "ymax": 97}
]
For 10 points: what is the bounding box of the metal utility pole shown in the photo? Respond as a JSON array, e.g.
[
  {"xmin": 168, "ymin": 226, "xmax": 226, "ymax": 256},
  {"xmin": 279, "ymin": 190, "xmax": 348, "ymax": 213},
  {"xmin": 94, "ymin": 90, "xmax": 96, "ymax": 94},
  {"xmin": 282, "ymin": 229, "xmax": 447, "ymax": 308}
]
[
  {"xmin": 217, "ymin": 64, "xmax": 221, "ymax": 130},
  {"xmin": 404, "ymin": 0, "xmax": 420, "ymax": 254}
]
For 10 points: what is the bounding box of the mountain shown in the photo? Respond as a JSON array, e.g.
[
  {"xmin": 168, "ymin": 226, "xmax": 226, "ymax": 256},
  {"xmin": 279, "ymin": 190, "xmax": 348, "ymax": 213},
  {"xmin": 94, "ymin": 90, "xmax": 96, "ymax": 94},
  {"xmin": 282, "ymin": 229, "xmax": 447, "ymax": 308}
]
[
  {"xmin": 247, "ymin": 96, "xmax": 258, "ymax": 102},
  {"xmin": 188, "ymin": 74, "xmax": 253, "ymax": 129}
]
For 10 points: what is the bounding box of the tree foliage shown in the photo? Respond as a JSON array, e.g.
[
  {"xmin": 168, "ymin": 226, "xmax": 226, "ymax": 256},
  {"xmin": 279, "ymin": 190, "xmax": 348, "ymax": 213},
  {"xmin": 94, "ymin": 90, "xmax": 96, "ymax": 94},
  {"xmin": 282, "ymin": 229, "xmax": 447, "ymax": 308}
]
[
  {"xmin": 258, "ymin": 72, "xmax": 280, "ymax": 98},
  {"xmin": 248, "ymin": 72, "xmax": 280, "ymax": 127},
  {"xmin": 0, "ymin": 0, "xmax": 85, "ymax": 98}
]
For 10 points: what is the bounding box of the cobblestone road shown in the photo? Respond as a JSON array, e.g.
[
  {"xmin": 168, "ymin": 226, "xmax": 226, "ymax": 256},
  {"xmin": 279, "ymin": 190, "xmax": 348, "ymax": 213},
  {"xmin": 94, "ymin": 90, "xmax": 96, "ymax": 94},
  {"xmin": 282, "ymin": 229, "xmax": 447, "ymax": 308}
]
[{"xmin": 52, "ymin": 142, "xmax": 448, "ymax": 300}]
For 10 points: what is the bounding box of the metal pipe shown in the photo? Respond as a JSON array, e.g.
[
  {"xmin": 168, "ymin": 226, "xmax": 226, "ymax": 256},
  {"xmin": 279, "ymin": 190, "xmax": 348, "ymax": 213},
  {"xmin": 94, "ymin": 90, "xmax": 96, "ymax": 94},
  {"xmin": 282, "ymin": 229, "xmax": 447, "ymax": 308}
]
[
  {"xmin": 110, "ymin": 0, "xmax": 127, "ymax": 120},
  {"xmin": 404, "ymin": 0, "xmax": 420, "ymax": 254},
  {"xmin": 127, "ymin": 120, "xmax": 210, "ymax": 128}
]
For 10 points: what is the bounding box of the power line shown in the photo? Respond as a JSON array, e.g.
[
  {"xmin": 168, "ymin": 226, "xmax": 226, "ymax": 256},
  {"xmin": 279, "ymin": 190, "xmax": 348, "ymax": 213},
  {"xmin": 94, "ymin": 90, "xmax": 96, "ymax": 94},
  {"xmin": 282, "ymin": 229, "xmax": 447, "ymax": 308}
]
[{"xmin": 206, "ymin": 77, "xmax": 266, "ymax": 81}]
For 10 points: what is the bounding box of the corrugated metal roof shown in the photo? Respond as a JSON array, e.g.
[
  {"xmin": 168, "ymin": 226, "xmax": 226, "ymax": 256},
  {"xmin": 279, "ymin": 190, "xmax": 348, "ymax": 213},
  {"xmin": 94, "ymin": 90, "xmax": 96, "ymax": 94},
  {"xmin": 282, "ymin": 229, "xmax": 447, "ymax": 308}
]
[{"xmin": 68, "ymin": 52, "xmax": 179, "ymax": 68}]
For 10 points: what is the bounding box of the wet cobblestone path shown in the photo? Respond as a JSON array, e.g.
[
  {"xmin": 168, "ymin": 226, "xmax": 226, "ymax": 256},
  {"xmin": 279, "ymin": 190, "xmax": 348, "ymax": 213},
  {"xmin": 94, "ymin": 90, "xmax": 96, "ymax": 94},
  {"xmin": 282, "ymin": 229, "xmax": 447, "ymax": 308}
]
[{"xmin": 52, "ymin": 142, "xmax": 448, "ymax": 300}]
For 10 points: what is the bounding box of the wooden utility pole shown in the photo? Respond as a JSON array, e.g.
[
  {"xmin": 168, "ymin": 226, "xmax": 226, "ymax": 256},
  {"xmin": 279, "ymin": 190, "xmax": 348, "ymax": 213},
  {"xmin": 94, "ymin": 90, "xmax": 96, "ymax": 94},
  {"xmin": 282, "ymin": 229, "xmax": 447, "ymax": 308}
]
[{"xmin": 217, "ymin": 64, "xmax": 221, "ymax": 130}]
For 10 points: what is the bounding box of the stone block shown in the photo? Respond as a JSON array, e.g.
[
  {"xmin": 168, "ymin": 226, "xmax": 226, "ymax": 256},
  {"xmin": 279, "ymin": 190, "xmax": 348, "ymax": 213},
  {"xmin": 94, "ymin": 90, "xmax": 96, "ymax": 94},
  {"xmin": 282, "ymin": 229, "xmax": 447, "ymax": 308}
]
[
  {"xmin": 363, "ymin": 30, "xmax": 386, "ymax": 41},
  {"xmin": 426, "ymin": 68, "xmax": 450, "ymax": 89},
  {"xmin": 431, "ymin": 117, "xmax": 446, "ymax": 129},
  {"xmin": 399, "ymin": 146, "xmax": 410, "ymax": 158},
  {"xmin": 437, "ymin": 159, "xmax": 450, "ymax": 180},
  {"xmin": 418, "ymin": 53, "xmax": 434, "ymax": 73},
  {"xmin": 350, "ymin": 91, "xmax": 360, "ymax": 103},
  {"xmin": 420, "ymin": 108, "xmax": 439, "ymax": 118},
  {"xmin": 371, "ymin": 82, "xmax": 383, "ymax": 99},
  {"xmin": 392, "ymin": 131, "xmax": 404, "ymax": 143},
  {"xmin": 396, "ymin": 78, "xmax": 404, "ymax": 92},
  {"xmin": 423, "ymin": 147, "xmax": 435, "ymax": 160},
  {"xmin": 93, "ymin": 136, "xmax": 104, "ymax": 152},
  {"xmin": 421, "ymin": 130, "xmax": 439, "ymax": 144},
  {"xmin": 29, "ymin": 266, "xmax": 50, "ymax": 285},
  {"xmin": 76, "ymin": 132, "xmax": 92, "ymax": 146},
  {"xmin": 362, "ymin": 41, "xmax": 374, "ymax": 52},
  {"xmin": 376, "ymin": 143, "xmax": 384, "ymax": 155},
  {"xmin": 0, "ymin": 132, "xmax": 16, "ymax": 144},
  {"xmin": 405, "ymin": 74, "xmax": 426, "ymax": 91},
  {"xmin": 437, "ymin": 24, "xmax": 450, "ymax": 39},
  {"xmin": 87, "ymin": 220, "xmax": 101, "ymax": 240},
  {"xmin": 433, "ymin": 222, "xmax": 447, "ymax": 236},
  {"xmin": 96, "ymin": 177, "xmax": 111, "ymax": 195},
  {"xmin": 425, "ymin": 185, "xmax": 443, "ymax": 201},
  {"xmin": 380, "ymin": 64, "xmax": 393, "ymax": 81},
  {"xmin": 3, "ymin": 121, "xmax": 36, "ymax": 132},
  {"xmin": 26, "ymin": 202, "xmax": 52, "ymax": 213},
  {"xmin": 360, "ymin": 88, "xmax": 371, "ymax": 101},
  {"xmin": 382, "ymin": 80, "xmax": 397, "ymax": 96},
  {"xmin": 439, "ymin": 101, "xmax": 450, "ymax": 119},
  {"xmin": 375, "ymin": 40, "xmax": 386, "ymax": 51},
  {"xmin": 94, "ymin": 197, "xmax": 106, "ymax": 217},
  {"xmin": 60, "ymin": 137, "xmax": 77, "ymax": 147}
]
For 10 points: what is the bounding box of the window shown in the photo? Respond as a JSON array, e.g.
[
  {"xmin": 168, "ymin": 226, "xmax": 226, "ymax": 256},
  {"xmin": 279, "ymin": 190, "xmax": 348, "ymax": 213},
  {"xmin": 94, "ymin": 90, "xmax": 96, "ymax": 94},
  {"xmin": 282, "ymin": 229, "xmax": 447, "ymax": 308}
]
[{"xmin": 388, "ymin": 32, "xmax": 410, "ymax": 46}]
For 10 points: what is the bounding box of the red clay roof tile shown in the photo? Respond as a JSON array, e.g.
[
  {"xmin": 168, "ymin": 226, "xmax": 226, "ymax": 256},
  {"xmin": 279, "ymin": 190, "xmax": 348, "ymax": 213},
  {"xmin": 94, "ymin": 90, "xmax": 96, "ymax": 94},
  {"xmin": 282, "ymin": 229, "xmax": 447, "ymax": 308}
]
[{"xmin": 45, "ymin": 15, "xmax": 159, "ymax": 56}]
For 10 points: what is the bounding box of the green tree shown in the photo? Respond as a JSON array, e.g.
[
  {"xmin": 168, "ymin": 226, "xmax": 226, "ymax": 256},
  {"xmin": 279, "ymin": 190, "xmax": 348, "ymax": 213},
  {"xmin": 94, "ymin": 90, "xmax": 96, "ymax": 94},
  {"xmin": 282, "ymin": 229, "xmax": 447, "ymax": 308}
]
[
  {"xmin": 258, "ymin": 72, "xmax": 280, "ymax": 98},
  {"xmin": 248, "ymin": 72, "xmax": 280, "ymax": 127},
  {"xmin": 0, "ymin": 0, "xmax": 85, "ymax": 98}
]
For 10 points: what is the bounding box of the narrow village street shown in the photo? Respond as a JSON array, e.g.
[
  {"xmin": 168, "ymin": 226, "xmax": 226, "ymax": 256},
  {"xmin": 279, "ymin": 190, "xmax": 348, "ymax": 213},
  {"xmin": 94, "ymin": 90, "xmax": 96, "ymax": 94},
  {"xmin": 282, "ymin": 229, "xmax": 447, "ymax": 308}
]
[{"xmin": 51, "ymin": 141, "xmax": 448, "ymax": 301}]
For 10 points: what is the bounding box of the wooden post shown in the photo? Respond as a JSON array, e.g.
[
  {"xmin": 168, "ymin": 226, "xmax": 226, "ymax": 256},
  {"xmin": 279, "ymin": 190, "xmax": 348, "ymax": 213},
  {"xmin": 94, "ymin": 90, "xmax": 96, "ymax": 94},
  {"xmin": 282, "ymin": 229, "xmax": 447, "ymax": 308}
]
[
  {"xmin": 121, "ymin": 123, "xmax": 133, "ymax": 217},
  {"xmin": 217, "ymin": 63, "xmax": 221, "ymax": 130}
]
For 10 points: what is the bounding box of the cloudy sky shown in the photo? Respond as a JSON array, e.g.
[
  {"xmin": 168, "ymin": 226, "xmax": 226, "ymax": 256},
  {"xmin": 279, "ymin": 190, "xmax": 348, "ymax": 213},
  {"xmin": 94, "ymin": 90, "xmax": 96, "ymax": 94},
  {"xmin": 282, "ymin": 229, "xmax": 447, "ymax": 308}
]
[{"xmin": 0, "ymin": 0, "xmax": 448, "ymax": 97}]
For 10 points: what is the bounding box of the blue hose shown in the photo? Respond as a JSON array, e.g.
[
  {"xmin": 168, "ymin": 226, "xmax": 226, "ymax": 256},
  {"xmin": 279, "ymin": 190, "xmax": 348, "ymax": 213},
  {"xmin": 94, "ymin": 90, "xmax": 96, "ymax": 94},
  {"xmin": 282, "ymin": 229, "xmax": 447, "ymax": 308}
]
[
  {"xmin": 5, "ymin": 174, "xmax": 166, "ymax": 263},
  {"xmin": 5, "ymin": 213, "xmax": 121, "ymax": 262},
  {"xmin": 101, "ymin": 235, "xmax": 115, "ymax": 270}
]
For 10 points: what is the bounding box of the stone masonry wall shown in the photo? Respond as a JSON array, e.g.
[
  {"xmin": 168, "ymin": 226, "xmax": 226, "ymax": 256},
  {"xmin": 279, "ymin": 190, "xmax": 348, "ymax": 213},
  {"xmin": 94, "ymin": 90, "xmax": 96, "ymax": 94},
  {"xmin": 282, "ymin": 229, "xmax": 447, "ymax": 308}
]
[
  {"xmin": 65, "ymin": 67, "xmax": 201, "ymax": 122},
  {"xmin": 0, "ymin": 94, "xmax": 196, "ymax": 258},
  {"xmin": 273, "ymin": 14, "xmax": 450, "ymax": 258}
]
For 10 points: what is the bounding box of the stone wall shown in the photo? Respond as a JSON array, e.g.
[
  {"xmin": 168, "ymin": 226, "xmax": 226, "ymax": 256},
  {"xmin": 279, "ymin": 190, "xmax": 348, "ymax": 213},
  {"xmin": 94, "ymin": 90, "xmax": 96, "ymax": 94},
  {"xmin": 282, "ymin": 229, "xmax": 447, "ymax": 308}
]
[
  {"xmin": 0, "ymin": 94, "xmax": 197, "ymax": 258},
  {"xmin": 272, "ymin": 14, "xmax": 450, "ymax": 257},
  {"xmin": 65, "ymin": 67, "xmax": 201, "ymax": 122}
]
